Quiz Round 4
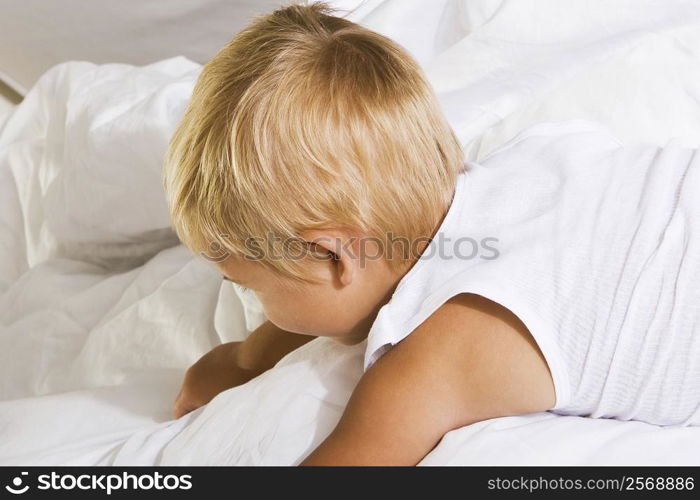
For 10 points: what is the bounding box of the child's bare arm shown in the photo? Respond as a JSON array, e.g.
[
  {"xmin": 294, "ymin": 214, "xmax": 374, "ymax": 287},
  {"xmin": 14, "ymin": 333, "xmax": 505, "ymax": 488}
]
[
  {"xmin": 236, "ymin": 320, "xmax": 315, "ymax": 372},
  {"xmin": 301, "ymin": 294, "xmax": 555, "ymax": 465},
  {"xmin": 173, "ymin": 321, "xmax": 313, "ymax": 418}
]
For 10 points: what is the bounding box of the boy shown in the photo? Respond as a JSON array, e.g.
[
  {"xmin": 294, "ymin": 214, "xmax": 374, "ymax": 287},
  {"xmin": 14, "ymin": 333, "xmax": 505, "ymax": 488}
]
[{"xmin": 163, "ymin": 2, "xmax": 700, "ymax": 465}]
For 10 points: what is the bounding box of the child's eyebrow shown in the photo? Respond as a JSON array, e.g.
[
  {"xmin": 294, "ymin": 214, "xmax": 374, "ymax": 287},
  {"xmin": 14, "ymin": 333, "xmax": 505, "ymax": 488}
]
[{"xmin": 222, "ymin": 275, "xmax": 246, "ymax": 286}]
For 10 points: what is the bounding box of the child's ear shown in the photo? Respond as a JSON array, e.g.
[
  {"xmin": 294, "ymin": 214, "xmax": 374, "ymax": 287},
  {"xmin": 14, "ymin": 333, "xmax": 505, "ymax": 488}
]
[{"xmin": 301, "ymin": 229, "xmax": 361, "ymax": 287}]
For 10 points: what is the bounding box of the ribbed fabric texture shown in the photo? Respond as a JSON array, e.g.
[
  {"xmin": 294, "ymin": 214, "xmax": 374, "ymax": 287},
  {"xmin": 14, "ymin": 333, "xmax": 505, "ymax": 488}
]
[{"xmin": 365, "ymin": 121, "xmax": 700, "ymax": 426}]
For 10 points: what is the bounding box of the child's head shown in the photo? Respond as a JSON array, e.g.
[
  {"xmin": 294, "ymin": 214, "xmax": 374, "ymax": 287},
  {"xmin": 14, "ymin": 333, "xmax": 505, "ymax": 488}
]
[{"xmin": 164, "ymin": 2, "xmax": 464, "ymax": 341}]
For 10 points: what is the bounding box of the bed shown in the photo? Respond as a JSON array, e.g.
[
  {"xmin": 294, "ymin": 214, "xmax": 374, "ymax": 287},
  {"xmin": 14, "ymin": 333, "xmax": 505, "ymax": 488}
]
[{"xmin": 1, "ymin": 0, "xmax": 700, "ymax": 465}]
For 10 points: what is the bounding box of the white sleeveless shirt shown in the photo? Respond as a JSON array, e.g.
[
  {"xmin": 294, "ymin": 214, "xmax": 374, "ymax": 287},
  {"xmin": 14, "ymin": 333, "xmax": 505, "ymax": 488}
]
[{"xmin": 365, "ymin": 121, "xmax": 700, "ymax": 427}]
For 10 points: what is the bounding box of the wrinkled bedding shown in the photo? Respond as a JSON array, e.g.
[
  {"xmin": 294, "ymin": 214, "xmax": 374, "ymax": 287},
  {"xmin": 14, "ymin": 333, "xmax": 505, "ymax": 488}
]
[{"xmin": 1, "ymin": 0, "xmax": 700, "ymax": 465}]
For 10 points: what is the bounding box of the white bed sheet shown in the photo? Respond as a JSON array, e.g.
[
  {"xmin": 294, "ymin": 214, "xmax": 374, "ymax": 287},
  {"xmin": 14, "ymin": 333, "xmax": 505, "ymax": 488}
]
[
  {"xmin": 1, "ymin": 0, "xmax": 700, "ymax": 466},
  {"xmin": 0, "ymin": 0, "xmax": 285, "ymax": 96}
]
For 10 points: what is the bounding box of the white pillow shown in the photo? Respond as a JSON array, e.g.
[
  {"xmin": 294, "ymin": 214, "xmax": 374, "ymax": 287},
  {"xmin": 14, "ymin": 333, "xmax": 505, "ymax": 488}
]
[
  {"xmin": 0, "ymin": 0, "xmax": 285, "ymax": 94},
  {"xmin": 1, "ymin": 57, "xmax": 202, "ymax": 268}
]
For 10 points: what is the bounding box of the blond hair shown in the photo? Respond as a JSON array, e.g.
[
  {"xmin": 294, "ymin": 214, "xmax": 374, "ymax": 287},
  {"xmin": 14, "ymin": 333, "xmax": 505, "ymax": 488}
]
[{"xmin": 163, "ymin": 1, "xmax": 464, "ymax": 281}]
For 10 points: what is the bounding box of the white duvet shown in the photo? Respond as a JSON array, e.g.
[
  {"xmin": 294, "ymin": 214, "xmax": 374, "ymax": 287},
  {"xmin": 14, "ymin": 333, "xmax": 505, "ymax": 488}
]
[{"xmin": 1, "ymin": 0, "xmax": 700, "ymax": 465}]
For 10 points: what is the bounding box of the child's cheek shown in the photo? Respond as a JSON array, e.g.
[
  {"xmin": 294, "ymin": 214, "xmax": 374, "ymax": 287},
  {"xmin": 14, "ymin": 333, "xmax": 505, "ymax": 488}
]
[{"xmin": 260, "ymin": 297, "xmax": 309, "ymax": 335}]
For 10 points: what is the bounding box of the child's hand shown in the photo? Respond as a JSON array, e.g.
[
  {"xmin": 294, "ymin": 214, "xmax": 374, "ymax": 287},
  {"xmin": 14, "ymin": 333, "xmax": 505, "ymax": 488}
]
[
  {"xmin": 172, "ymin": 342, "xmax": 261, "ymax": 419},
  {"xmin": 173, "ymin": 321, "xmax": 314, "ymax": 420}
]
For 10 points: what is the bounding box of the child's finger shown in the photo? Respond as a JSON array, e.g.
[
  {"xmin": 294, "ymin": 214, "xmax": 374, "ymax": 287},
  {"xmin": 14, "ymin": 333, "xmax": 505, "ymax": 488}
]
[
  {"xmin": 173, "ymin": 400, "xmax": 194, "ymax": 419},
  {"xmin": 173, "ymin": 392, "xmax": 194, "ymax": 419}
]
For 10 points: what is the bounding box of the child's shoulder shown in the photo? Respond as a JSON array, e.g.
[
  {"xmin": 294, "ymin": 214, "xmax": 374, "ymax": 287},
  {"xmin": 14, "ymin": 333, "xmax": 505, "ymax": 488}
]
[
  {"xmin": 369, "ymin": 293, "xmax": 554, "ymax": 411},
  {"xmin": 405, "ymin": 293, "xmax": 542, "ymax": 360}
]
